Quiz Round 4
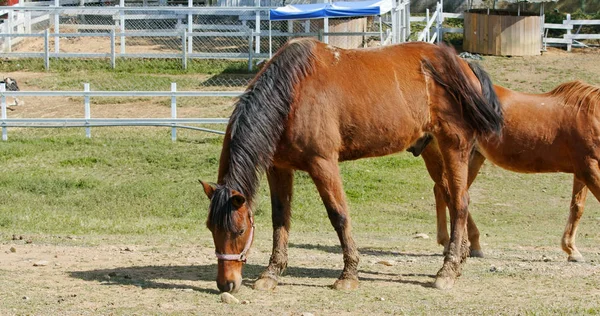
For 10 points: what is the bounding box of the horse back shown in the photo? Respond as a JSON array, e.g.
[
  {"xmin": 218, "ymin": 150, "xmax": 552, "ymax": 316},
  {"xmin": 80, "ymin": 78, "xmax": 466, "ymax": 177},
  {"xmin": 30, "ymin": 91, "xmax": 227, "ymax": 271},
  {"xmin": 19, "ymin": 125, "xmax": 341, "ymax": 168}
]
[{"xmin": 274, "ymin": 41, "xmax": 436, "ymax": 168}]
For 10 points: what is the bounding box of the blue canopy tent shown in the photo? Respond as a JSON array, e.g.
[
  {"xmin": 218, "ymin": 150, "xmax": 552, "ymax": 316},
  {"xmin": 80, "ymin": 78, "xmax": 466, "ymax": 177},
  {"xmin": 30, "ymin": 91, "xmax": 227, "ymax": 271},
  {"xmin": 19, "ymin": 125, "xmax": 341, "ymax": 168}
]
[{"xmin": 266, "ymin": 0, "xmax": 394, "ymax": 57}]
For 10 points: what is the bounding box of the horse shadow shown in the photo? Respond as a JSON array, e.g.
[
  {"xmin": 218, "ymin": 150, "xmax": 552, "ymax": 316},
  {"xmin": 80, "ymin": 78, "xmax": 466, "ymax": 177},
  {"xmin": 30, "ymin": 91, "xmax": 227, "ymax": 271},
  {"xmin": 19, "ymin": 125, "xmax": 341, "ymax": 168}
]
[
  {"xmin": 289, "ymin": 243, "xmax": 443, "ymax": 258},
  {"xmin": 69, "ymin": 262, "xmax": 434, "ymax": 292}
]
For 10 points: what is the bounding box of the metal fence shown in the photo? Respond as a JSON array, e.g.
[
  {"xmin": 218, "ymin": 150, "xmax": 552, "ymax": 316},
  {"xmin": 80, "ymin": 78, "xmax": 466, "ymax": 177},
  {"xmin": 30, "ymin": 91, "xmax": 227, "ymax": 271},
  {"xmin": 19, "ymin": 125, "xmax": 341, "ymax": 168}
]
[
  {"xmin": 0, "ymin": 82, "xmax": 238, "ymax": 141},
  {"xmin": 0, "ymin": 0, "xmax": 408, "ymax": 140}
]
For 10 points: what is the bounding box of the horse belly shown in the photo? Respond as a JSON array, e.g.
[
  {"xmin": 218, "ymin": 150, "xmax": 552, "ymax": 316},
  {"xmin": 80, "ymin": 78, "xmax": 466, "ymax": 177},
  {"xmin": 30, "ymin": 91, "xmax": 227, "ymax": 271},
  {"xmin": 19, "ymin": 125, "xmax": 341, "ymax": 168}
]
[{"xmin": 478, "ymin": 141, "xmax": 573, "ymax": 173}]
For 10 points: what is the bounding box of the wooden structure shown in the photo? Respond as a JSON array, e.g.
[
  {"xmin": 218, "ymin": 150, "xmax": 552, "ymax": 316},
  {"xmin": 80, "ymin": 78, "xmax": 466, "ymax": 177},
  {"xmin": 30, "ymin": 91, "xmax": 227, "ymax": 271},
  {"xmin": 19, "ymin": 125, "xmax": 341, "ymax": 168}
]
[{"xmin": 463, "ymin": 9, "xmax": 541, "ymax": 56}]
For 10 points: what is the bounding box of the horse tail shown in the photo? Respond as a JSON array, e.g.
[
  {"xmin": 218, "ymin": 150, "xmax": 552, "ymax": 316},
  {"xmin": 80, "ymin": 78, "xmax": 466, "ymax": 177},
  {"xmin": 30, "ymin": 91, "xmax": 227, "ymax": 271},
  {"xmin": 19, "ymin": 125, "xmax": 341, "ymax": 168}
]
[{"xmin": 422, "ymin": 45, "xmax": 503, "ymax": 136}]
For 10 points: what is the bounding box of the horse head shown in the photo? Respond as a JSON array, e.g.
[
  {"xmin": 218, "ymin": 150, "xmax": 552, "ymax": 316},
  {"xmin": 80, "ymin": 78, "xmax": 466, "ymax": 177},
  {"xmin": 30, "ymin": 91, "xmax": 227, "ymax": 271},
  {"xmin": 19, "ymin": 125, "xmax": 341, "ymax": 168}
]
[{"xmin": 200, "ymin": 180, "xmax": 254, "ymax": 293}]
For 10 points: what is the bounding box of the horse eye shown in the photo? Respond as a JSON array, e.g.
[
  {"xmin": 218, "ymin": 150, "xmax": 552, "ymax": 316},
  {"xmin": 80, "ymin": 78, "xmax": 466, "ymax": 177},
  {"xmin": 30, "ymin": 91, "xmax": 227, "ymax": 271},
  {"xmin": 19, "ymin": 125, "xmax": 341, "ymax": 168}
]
[{"xmin": 237, "ymin": 229, "xmax": 246, "ymax": 236}]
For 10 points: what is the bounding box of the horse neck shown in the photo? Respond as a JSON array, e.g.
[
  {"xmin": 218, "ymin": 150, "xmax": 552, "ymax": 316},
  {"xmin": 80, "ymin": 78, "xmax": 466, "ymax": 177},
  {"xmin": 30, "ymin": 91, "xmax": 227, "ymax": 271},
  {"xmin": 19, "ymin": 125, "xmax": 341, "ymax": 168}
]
[{"xmin": 216, "ymin": 130, "xmax": 256, "ymax": 205}]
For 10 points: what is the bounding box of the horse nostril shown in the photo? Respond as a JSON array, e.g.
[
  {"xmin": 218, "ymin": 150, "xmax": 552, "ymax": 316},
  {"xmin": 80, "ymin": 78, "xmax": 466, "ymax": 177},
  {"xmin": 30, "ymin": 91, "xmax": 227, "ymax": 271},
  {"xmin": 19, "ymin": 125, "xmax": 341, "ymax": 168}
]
[{"xmin": 217, "ymin": 281, "xmax": 236, "ymax": 293}]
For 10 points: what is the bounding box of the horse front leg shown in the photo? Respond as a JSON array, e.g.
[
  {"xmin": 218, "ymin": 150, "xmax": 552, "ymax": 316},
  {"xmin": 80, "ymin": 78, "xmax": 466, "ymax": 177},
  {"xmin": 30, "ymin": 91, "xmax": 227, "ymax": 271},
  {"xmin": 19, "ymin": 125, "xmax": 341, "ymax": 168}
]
[
  {"xmin": 562, "ymin": 175, "xmax": 588, "ymax": 262},
  {"xmin": 308, "ymin": 157, "xmax": 360, "ymax": 290},
  {"xmin": 434, "ymin": 137, "xmax": 473, "ymax": 290},
  {"xmin": 254, "ymin": 167, "xmax": 294, "ymax": 291}
]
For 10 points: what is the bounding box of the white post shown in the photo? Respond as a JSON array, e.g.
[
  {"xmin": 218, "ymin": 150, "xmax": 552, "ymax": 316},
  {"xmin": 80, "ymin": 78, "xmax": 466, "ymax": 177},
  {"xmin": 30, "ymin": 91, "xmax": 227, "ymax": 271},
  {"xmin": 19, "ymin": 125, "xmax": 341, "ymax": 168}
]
[
  {"xmin": 1, "ymin": 83, "xmax": 7, "ymax": 141},
  {"xmin": 379, "ymin": 15, "xmax": 383, "ymax": 45},
  {"xmin": 269, "ymin": 19, "xmax": 272, "ymax": 59},
  {"xmin": 171, "ymin": 83, "xmax": 177, "ymax": 142},
  {"xmin": 120, "ymin": 0, "xmax": 126, "ymax": 54},
  {"xmin": 84, "ymin": 83, "xmax": 91, "ymax": 138},
  {"xmin": 255, "ymin": 2, "xmax": 261, "ymax": 54},
  {"xmin": 304, "ymin": 19, "xmax": 310, "ymax": 33},
  {"xmin": 425, "ymin": 8, "xmax": 430, "ymax": 42},
  {"xmin": 324, "ymin": 17, "xmax": 329, "ymax": 43},
  {"xmin": 188, "ymin": 0, "xmax": 193, "ymax": 54},
  {"xmin": 7, "ymin": 9, "xmax": 13, "ymax": 53},
  {"xmin": 111, "ymin": 29, "xmax": 116, "ymax": 68},
  {"xmin": 436, "ymin": 2, "xmax": 442, "ymax": 43},
  {"xmin": 182, "ymin": 29, "xmax": 187, "ymax": 69},
  {"xmin": 44, "ymin": 29, "xmax": 50, "ymax": 70},
  {"xmin": 391, "ymin": 0, "xmax": 397, "ymax": 43},
  {"xmin": 405, "ymin": 0, "xmax": 410, "ymax": 41},
  {"xmin": 54, "ymin": 0, "xmax": 59, "ymax": 54},
  {"xmin": 566, "ymin": 13, "xmax": 572, "ymax": 52},
  {"xmin": 25, "ymin": 11, "xmax": 32, "ymax": 34}
]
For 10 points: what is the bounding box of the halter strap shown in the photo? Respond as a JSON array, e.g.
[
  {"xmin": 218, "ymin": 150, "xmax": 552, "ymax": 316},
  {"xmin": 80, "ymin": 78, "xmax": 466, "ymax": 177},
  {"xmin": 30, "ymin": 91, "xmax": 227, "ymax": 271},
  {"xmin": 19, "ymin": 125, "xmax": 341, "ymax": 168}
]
[{"xmin": 215, "ymin": 215, "xmax": 255, "ymax": 262}]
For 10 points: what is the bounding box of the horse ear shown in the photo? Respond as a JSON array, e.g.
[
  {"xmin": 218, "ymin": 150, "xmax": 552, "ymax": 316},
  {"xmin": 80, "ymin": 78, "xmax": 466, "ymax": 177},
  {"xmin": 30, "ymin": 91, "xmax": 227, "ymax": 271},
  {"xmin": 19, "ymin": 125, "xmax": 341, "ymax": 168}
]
[
  {"xmin": 199, "ymin": 180, "xmax": 216, "ymax": 199},
  {"xmin": 231, "ymin": 191, "xmax": 246, "ymax": 209}
]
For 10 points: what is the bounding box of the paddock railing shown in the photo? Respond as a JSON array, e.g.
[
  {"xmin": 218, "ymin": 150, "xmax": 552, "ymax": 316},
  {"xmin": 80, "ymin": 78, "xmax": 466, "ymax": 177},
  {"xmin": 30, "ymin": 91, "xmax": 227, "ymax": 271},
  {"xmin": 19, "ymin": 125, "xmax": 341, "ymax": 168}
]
[
  {"xmin": 543, "ymin": 13, "xmax": 600, "ymax": 51},
  {"xmin": 0, "ymin": 83, "xmax": 240, "ymax": 141}
]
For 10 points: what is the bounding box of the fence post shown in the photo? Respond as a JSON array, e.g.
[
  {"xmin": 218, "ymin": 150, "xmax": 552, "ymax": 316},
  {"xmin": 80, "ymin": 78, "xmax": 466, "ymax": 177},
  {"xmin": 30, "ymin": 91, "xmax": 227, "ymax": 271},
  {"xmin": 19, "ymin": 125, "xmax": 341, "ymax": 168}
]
[
  {"xmin": 171, "ymin": 82, "xmax": 177, "ymax": 142},
  {"xmin": 54, "ymin": 0, "xmax": 59, "ymax": 55},
  {"xmin": 7, "ymin": 9, "xmax": 13, "ymax": 53},
  {"xmin": 436, "ymin": 2, "xmax": 442, "ymax": 43},
  {"xmin": 84, "ymin": 83, "xmax": 91, "ymax": 138},
  {"xmin": 187, "ymin": 0, "xmax": 193, "ymax": 54},
  {"xmin": 44, "ymin": 29, "xmax": 50, "ymax": 71},
  {"xmin": 1, "ymin": 83, "xmax": 7, "ymax": 141},
  {"xmin": 120, "ymin": 0, "xmax": 126, "ymax": 54},
  {"xmin": 110, "ymin": 29, "xmax": 116, "ymax": 69},
  {"xmin": 405, "ymin": 0, "xmax": 411, "ymax": 42},
  {"xmin": 391, "ymin": 0, "xmax": 398, "ymax": 43},
  {"xmin": 25, "ymin": 11, "xmax": 32, "ymax": 34},
  {"xmin": 425, "ymin": 8, "xmax": 430, "ymax": 42},
  {"xmin": 566, "ymin": 13, "xmax": 572, "ymax": 52},
  {"xmin": 248, "ymin": 31, "xmax": 254, "ymax": 72},
  {"xmin": 254, "ymin": 3, "xmax": 261, "ymax": 54},
  {"xmin": 182, "ymin": 29, "xmax": 188, "ymax": 70}
]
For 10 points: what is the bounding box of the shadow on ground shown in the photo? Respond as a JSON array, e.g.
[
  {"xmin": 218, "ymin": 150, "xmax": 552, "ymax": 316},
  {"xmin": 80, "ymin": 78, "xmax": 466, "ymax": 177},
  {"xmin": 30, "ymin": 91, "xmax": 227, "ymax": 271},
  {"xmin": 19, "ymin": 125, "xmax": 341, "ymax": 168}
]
[{"xmin": 69, "ymin": 261, "xmax": 435, "ymax": 293}]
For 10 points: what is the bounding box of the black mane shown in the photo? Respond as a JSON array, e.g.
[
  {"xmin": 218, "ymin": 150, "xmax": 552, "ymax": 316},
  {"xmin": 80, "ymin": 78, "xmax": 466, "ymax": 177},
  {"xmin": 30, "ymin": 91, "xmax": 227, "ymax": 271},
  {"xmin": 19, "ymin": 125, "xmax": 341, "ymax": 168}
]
[{"xmin": 209, "ymin": 38, "xmax": 317, "ymax": 230}]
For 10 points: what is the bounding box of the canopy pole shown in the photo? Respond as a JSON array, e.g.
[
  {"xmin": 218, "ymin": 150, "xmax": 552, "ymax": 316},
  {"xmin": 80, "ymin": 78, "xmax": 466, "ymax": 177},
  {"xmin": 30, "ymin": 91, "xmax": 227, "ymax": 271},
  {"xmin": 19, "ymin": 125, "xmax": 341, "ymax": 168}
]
[
  {"xmin": 379, "ymin": 15, "xmax": 383, "ymax": 45},
  {"xmin": 324, "ymin": 17, "xmax": 329, "ymax": 44}
]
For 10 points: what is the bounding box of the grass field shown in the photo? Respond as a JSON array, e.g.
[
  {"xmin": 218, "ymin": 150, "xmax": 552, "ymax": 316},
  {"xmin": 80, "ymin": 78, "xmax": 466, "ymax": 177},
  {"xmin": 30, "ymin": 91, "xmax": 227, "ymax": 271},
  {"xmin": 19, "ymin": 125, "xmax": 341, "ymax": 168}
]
[{"xmin": 1, "ymin": 47, "xmax": 600, "ymax": 315}]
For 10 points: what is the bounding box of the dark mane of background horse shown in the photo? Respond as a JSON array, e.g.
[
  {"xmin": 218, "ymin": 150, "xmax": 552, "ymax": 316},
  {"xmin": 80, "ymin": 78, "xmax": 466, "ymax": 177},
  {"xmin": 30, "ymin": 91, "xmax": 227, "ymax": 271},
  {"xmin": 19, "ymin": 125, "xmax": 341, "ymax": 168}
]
[
  {"xmin": 549, "ymin": 81, "xmax": 600, "ymax": 111},
  {"xmin": 208, "ymin": 39, "xmax": 316, "ymax": 231}
]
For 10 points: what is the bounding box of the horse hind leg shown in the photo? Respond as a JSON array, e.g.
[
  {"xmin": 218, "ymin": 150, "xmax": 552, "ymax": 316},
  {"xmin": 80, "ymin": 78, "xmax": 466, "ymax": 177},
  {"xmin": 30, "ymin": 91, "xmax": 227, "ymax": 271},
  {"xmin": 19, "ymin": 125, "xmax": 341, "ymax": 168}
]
[
  {"xmin": 422, "ymin": 142, "xmax": 485, "ymax": 258},
  {"xmin": 562, "ymin": 175, "xmax": 588, "ymax": 262},
  {"xmin": 254, "ymin": 166, "xmax": 294, "ymax": 291},
  {"xmin": 308, "ymin": 157, "xmax": 359, "ymax": 290}
]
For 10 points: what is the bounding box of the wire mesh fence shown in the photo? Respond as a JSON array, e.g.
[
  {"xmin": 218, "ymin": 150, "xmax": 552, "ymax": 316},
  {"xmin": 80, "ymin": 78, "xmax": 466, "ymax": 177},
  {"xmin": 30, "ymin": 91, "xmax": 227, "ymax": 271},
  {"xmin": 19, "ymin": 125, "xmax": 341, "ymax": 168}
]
[{"xmin": 0, "ymin": 2, "xmax": 400, "ymax": 93}]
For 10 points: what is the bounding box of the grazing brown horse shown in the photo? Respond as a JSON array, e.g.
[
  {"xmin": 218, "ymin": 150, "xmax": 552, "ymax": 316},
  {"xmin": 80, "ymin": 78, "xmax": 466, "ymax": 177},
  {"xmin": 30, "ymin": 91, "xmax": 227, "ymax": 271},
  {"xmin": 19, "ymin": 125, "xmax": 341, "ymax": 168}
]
[
  {"xmin": 415, "ymin": 75, "xmax": 600, "ymax": 263},
  {"xmin": 200, "ymin": 38, "xmax": 503, "ymax": 293}
]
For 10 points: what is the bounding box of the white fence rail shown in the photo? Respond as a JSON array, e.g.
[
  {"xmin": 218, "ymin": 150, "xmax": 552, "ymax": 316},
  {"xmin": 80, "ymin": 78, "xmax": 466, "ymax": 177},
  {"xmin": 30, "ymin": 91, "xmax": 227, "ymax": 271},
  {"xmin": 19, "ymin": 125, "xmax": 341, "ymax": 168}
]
[
  {"xmin": 414, "ymin": 1, "xmax": 462, "ymax": 44},
  {"xmin": 544, "ymin": 13, "xmax": 600, "ymax": 51},
  {"xmin": 0, "ymin": 83, "xmax": 240, "ymax": 141}
]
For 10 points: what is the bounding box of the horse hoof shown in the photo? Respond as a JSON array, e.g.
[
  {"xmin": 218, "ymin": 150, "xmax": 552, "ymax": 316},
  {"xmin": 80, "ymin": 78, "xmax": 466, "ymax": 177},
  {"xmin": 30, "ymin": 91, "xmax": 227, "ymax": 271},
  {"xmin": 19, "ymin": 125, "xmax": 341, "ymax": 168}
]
[
  {"xmin": 253, "ymin": 277, "xmax": 278, "ymax": 291},
  {"xmin": 470, "ymin": 249, "xmax": 484, "ymax": 258},
  {"xmin": 433, "ymin": 276, "xmax": 455, "ymax": 290},
  {"xmin": 568, "ymin": 255, "xmax": 585, "ymax": 263},
  {"xmin": 332, "ymin": 278, "xmax": 359, "ymax": 291}
]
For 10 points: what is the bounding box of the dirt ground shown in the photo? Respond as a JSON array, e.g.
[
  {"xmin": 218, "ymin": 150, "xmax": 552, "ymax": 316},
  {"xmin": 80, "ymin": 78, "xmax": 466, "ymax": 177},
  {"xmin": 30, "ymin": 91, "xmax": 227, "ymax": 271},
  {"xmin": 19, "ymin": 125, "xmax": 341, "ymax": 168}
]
[{"xmin": 2, "ymin": 47, "xmax": 600, "ymax": 315}]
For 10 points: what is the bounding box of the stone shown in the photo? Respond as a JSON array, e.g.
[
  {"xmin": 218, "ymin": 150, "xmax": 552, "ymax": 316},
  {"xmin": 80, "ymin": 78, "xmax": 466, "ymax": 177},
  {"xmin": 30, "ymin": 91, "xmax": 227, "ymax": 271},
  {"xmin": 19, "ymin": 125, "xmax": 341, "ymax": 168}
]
[
  {"xmin": 220, "ymin": 292, "xmax": 239, "ymax": 304},
  {"xmin": 413, "ymin": 233, "xmax": 430, "ymax": 239},
  {"xmin": 377, "ymin": 260, "xmax": 396, "ymax": 266},
  {"xmin": 33, "ymin": 261, "xmax": 48, "ymax": 267}
]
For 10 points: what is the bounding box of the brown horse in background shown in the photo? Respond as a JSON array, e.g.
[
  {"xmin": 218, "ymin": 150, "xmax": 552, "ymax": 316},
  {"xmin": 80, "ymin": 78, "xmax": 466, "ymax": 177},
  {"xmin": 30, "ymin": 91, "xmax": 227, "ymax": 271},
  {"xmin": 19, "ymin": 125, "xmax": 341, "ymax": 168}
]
[
  {"xmin": 415, "ymin": 76, "xmax": 600, "ymax": 263},
  {"xmin": 199, "ymin": 38, "xmax": 503, "ymax": 293}
]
